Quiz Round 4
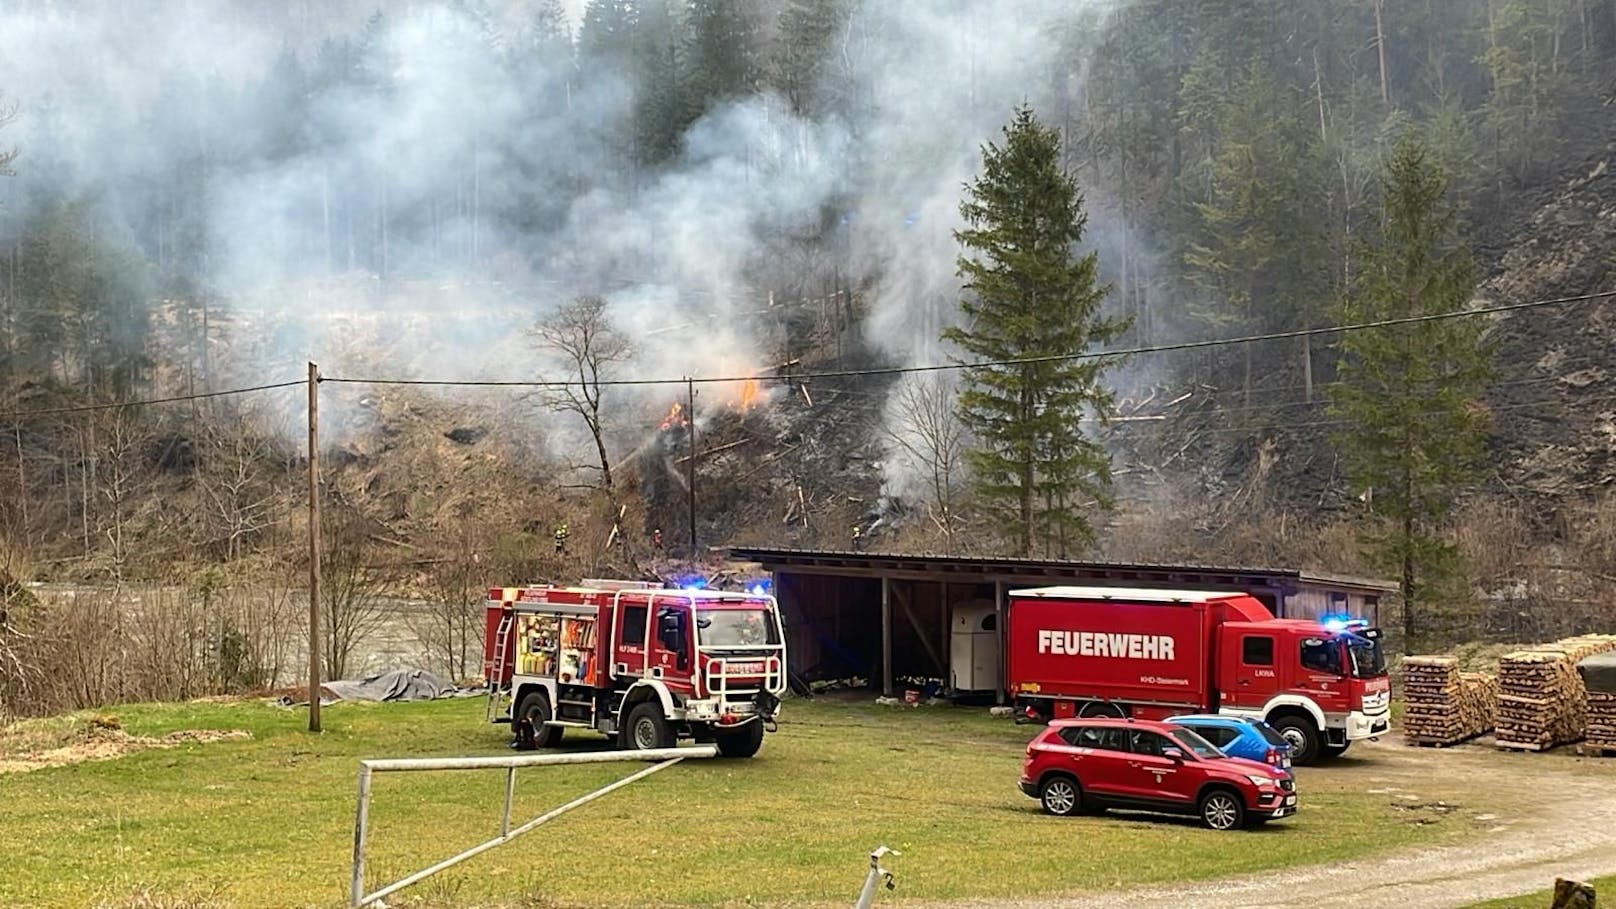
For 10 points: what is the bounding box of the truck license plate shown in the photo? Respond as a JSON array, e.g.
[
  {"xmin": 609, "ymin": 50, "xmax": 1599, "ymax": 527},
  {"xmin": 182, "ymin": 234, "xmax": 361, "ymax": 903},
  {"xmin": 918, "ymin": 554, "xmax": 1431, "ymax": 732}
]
[{"xmin": 1284, "ymin": 795, "xmax": 1297, "ymax": 806}]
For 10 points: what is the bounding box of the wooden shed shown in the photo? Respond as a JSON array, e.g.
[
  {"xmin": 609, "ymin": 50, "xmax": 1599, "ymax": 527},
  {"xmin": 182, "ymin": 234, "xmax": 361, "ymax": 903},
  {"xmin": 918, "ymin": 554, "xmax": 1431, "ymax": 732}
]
[{"xmin": 726, "ymin": 547, "xmax": 1397, "ymax": 700}]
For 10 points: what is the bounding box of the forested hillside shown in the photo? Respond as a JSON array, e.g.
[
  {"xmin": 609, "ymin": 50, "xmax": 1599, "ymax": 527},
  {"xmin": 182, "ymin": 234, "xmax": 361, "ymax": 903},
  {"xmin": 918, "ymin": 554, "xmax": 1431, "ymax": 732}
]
[{"xmin": 2, "ymin": 0, "xmax": 1615, "ymax": 714}]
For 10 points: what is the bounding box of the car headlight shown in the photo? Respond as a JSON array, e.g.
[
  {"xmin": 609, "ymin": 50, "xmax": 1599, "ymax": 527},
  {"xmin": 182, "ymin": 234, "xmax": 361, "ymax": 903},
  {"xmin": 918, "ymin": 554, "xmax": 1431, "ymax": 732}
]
[{"xmin": 1247, "ymin": 774, "xmax": 1275, "ymax": 787}]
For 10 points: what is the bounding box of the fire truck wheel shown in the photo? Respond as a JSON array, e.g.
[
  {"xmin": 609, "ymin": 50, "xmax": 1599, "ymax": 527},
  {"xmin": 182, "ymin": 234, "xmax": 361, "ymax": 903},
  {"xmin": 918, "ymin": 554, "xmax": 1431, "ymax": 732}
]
[
  {"xmin": 1270, "ymin": 715, "xmax": 1321, "ymax": 765},
  {"xmin": 515, "ymin": 691, "xmax": 563, "ymax": 749},
  {"xmin": 1077, "ymin": 701, "xmax": 1127, "ymax": 719},
  {"xmin": 714, "ymin": 720, "xmax": 765, "ymax": 758},
  {"xmin": 623, "ymin": 701, "xmax": 674, "ymax": 751}
]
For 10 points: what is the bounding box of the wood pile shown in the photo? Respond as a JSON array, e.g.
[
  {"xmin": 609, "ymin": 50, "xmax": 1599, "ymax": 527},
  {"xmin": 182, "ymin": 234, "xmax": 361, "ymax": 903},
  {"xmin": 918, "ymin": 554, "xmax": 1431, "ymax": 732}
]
[
  {"xmin": 1577, "ymin": 652, "xmax": 1616, "ymax": 753},
  {"xmin": 1401, "ymin": 656, "xmax": 1496, "ymax": 745},
  {"xmin": 1495, "ymin": 635, "xmax": 1616, "ymax": 751},
  {"xmin": 1588, "ymin": 692, "xmax": 1616, "ymax": 752}
]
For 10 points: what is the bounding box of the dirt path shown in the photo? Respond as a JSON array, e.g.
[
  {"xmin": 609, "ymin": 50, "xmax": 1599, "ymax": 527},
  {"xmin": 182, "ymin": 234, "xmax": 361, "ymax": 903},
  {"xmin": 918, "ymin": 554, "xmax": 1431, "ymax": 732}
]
[{"xmin": 939, "ymin": 736, "xmax": 1616, "ymax": 909}]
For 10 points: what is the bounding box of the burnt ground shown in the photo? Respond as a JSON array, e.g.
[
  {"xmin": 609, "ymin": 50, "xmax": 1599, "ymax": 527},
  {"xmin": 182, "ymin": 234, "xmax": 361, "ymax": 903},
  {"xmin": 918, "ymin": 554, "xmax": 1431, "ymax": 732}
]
[
  {"xmin": 1101, "ymin": 129, "xmax": 1616, "ymax": 557},
  {"xmin": 926, "ymin": 734, "xmax": 1616, "ymax": 909}
]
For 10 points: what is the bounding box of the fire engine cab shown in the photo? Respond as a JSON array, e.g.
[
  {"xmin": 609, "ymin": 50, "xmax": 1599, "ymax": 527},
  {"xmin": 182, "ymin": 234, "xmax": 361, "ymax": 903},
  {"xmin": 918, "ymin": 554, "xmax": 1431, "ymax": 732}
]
[{"xmin": 483, "ymin": 581, "xmax": 788, "ymax": 758}]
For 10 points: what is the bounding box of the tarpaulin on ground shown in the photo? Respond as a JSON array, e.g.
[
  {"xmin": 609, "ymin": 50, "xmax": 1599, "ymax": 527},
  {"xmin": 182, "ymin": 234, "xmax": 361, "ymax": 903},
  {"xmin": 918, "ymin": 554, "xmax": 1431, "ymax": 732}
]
[
  {"xmin": 1577, "ymin": 652, "xmax": 1616, "ymax": 695},
  {"xmin": 319, "ymin": 669, "xmax": 459, "ymax": 704}
]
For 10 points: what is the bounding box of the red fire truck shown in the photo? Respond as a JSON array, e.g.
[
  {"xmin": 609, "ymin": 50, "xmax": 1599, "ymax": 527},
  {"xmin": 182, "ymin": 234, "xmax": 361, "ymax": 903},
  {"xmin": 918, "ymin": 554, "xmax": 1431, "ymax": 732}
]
[
  {"xmin": 1006, "ymin": 586, "xmax": 1391, "ymax": 765},
  {"xmin": 482, "ymin": 581, "xmax": 788, "ymax": 757}
]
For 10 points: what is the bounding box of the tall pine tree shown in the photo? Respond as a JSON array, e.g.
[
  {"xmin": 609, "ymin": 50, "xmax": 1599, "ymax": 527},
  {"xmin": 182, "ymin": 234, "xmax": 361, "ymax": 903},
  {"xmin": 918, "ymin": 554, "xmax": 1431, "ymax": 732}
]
[
  {"xmin": 1328, "ymin": 132, "xmax": 1492, "ymax": 651},
  {"xmin": 944, "ymin": 106, "xmax": 1128, "ymax": 558}
]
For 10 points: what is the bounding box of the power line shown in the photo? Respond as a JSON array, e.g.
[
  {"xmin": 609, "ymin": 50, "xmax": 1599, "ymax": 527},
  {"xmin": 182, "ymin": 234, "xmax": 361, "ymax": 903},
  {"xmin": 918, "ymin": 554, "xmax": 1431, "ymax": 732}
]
[
  {"xmin": 323, "ymin": 288, "xmax": 1616, "ymax": 390},
  {"xmin": 0, "ymin": 288, "xmax": 1602, "ymax": 423},
  {"xmin": 1101, "ymin": 393, "xmax": 1613, "ymax": 437},
  {"xmin": 0, "ymin": 380, "xmax": 305, "ymax": 421}
]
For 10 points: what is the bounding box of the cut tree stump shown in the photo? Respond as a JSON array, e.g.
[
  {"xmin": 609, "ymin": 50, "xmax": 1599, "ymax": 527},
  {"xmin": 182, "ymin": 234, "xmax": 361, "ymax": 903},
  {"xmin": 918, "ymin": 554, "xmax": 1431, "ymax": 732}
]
[{"xmin": 1551, "ymin": 877, "xmax": 1595, "ymax": 909}]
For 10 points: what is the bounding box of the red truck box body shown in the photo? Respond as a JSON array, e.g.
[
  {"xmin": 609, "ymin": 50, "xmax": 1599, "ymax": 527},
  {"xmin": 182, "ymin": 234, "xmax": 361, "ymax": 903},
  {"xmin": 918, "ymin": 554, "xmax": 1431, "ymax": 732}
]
[{"xmin": 1006, "ymin": 586, "xmax": 1271, "ymax": 711}]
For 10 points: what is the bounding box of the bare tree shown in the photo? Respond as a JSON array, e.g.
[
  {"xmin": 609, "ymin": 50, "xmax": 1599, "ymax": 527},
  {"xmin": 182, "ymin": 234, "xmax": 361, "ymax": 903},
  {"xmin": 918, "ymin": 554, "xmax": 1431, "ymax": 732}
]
[
  {"xmin": 95, "ymin": 408, "xmax": 149, "ymax": 582},
  {"xmin": 413, "ymin": 518, "xmax": 487, "ymax": 682},
  {"xmin": 532, "ymin": 296, "xmax": 631, "ymax": 491},
  {"xmin": 884, "ymin": 374, "xmax": 966, "ymax": 549},
  {"xmin": 322, "ymin": 504, "xmax": 390, "ymax": 681},
  {"xmin": 196, "ymin": 411, "xmax": 284, "ymax": 561}
]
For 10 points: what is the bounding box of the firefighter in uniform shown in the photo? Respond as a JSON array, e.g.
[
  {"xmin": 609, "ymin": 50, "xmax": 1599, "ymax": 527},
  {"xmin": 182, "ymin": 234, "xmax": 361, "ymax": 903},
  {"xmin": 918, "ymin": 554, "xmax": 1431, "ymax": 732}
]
[
  {"xmin": 553, "ymin": 523, "xmax": 569, "ymax": 555},
  {"xmin": 851, "ymin": 524, "xmax": 863, "ymax": 550},
  {"xmin": 653, "ymin": 528, "xmax": 664, "ymax": 551}
]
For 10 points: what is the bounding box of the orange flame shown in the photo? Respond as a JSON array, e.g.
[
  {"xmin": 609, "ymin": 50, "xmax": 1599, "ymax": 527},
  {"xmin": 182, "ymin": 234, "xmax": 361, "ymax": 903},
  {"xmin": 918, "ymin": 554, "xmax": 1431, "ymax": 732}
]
[
  {"xmin": 659, "ymin": 402, "xmax": 688, "ymax": 432},
  {"xmin": 735, "ymin": 377, "xmax": 760, "ymax": 412}
]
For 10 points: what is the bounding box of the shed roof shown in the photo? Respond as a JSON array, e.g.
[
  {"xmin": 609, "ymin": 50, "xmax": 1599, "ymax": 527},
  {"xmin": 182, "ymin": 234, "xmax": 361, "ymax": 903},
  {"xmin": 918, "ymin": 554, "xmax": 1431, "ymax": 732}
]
[{"xmin": 726, "ymin": 547, "xmax": 1398, "ymax": 594}]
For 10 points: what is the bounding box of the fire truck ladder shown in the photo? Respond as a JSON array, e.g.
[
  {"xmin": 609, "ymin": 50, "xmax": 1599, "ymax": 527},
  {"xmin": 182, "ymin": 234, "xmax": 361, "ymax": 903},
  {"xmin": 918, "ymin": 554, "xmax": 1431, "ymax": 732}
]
[{"xmin": 485, "ymin": 610, "xmax": 515, "ymax": 723}]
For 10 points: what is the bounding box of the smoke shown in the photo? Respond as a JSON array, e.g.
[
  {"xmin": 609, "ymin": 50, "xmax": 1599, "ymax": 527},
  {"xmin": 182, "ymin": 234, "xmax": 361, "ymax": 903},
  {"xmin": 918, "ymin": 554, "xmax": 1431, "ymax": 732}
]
[{"xmin": 0, "ymin": 0, "xmax": 1134, "ymax": 475}]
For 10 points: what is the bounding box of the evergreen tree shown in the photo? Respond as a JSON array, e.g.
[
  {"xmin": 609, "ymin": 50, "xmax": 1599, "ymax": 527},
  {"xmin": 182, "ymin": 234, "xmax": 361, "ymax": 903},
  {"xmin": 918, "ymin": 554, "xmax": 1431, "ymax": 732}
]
[
  {"xmin": 1328, "ymin": 132, "xmax": 1492, "ymax": 651},
  {"xmin": 683, "ymin": 0, "xmax": 763, "ymax": 118},
  {"xmin": 1182, "ymin": 64, "xmax": 1332, "ymax": 333},
  {"xmin": 943, "ymin": 106, "xmax": 1128, "ymax": 558},
  {"xmin": 581, "ymin": 0, "xmax": 639, "ymax": 63},
  {"xmin": 772, "ymin": 0, "xmax": 847, "ymax": 117},
  {"xmin": 633, "ymin": 0, "xmax": 687, "ymax": 166}
]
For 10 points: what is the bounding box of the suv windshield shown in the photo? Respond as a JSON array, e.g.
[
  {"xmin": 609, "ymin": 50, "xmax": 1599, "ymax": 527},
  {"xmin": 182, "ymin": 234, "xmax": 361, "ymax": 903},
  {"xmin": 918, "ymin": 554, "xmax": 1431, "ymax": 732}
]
[
  {"xmin": 1168, "ymin": 727, "xmax": 1226, "ymax": 760},
  {"xmin": 696, "ymin": 608, "xmax": 779, "ymax": 647},
  {"xmin": 1345, "ymin": 634, "xmax": 1387, "ymax": 678}
]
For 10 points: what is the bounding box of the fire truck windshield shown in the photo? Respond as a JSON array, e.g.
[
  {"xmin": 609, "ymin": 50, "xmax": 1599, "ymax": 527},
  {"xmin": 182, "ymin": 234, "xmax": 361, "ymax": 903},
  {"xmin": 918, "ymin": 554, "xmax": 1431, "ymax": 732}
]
[
  {"xmin": 1345, "ymin": 634, "xmax": 1386, "ymax": 677},
  {"xmin": 696, "ymin": 609, "xmax": 780, "ymax": 647}
]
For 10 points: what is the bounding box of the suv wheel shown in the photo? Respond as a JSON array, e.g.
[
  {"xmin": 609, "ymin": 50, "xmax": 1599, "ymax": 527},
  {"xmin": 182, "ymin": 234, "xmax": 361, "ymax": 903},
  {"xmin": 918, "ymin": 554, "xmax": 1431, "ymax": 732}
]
[
  {"xmin": 1198, "ymin": 789, "xmax": 1245, "ymax": 831},
  {"xmin": 1039, "ymin": 776, "xmax": 1081, "ymax": 817}
]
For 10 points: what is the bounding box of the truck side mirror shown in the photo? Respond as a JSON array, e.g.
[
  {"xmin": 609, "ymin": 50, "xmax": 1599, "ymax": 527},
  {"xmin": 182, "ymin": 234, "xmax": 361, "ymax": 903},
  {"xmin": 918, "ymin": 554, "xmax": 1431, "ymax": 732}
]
[{"xmin": 1162, "ymin": 747, "xmax": 1185, "ymax": 762}]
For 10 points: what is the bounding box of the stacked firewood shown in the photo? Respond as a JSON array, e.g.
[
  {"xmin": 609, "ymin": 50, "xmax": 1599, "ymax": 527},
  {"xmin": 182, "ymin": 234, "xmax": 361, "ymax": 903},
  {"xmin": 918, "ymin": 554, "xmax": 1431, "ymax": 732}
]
[
  {"xmin": 1402, "ymin": 656, "xmax": 1497, "ymax": 745},
  {"xmin": 1496, "ymin": 635, "xmax": 1616, "ymax": 751},
  {"xmin": 1577, "ymin": 652, "xmax": 1616, "ymax": 752}
]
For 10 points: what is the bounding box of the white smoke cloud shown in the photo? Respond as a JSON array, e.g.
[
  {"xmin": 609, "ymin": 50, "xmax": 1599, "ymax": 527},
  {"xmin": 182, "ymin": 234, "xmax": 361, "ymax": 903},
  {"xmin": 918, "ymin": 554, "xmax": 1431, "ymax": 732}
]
[{"xmin": 0, "ymin": 0, "xmax": 1135, "ymax": 477}]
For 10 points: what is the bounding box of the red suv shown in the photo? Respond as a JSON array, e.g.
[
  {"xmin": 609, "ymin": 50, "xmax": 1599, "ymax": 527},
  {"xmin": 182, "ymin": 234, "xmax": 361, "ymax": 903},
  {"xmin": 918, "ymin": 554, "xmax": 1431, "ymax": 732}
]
[{"xmin": 1018, "ymin": 718, "xmax": 1297, "ymax": 830}]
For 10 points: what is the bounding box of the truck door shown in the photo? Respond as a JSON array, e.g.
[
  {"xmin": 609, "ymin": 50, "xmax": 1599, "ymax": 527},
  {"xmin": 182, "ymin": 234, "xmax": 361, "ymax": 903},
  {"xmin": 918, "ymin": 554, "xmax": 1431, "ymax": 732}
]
[
  {"xmin": 1220, "ymin": 628, "xmax": 1280, "ymax": 710},
  {"xmin": 1295, "ymin": 634, "xmax": 1351, "ymax": 713},
  {"xmin": 651, "ymin": 604, "xmax": 697, "ymax": 695},
  {"xmin": 614, "ymin": 603, "xmax": 649, "ymax": 679}
]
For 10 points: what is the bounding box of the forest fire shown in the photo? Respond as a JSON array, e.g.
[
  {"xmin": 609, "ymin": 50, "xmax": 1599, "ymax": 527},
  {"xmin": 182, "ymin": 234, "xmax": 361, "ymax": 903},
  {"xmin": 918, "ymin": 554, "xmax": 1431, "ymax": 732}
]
[
  {"xmin": 658, "ymin": 402, "xmax": 689, "ymax": 432},
  {"xmin": 733, "ymin": 377, "xmax": 761, "ymax": 412}
]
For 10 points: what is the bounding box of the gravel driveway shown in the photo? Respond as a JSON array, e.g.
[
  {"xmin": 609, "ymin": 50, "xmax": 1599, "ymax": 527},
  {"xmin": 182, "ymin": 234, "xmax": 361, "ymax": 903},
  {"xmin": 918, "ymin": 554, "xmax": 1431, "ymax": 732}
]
[{"xmin": 929, "ymin": 735, "xmax": 1616, "ymax": 909}]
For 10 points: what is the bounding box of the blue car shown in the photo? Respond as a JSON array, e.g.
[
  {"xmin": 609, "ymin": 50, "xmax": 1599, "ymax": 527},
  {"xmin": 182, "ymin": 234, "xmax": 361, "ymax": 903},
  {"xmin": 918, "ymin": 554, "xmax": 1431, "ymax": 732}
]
[{"xmin": 1167, "ymin": 715, "xmax": 1294, "ymax": 770}]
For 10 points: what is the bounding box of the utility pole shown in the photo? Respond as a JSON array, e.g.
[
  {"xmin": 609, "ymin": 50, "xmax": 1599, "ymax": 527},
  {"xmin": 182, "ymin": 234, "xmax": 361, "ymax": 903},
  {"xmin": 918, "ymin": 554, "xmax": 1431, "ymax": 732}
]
[
  {"xmin": 686, "ymin": 377, "xmax": 697, "ymax": 554},
  {"xmin": 308, "ymin": 361, "xmax": 322, "ymax": 733}
]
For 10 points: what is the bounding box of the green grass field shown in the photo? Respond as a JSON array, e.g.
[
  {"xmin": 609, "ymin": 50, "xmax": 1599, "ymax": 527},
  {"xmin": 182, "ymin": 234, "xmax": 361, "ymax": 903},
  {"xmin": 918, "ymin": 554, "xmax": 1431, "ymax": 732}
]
[{"xmin": 0, "ymin": 696, "xmax": 1469, "ymax": 908}]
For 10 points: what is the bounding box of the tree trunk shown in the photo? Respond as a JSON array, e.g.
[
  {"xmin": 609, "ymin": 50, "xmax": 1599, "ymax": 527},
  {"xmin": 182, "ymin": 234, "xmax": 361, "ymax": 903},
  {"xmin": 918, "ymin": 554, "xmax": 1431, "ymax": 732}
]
[
  {"xmin": 1019, "ymin": 375, "xmax": 1034, "ymax": 558},
  {"xmin": 591, "ymin": 417, "xmax": 614, "ymax": 490},
  {"xmin": 1374, "ymin": 0, "xmax": 1391, "ymax": 107}
]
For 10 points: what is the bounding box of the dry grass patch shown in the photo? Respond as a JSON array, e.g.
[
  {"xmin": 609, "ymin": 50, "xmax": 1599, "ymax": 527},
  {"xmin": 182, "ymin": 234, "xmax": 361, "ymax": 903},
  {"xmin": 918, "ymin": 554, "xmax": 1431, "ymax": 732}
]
[{"xmin": 0, "ymin": 711, "xmax": 250, "ymax": 774}]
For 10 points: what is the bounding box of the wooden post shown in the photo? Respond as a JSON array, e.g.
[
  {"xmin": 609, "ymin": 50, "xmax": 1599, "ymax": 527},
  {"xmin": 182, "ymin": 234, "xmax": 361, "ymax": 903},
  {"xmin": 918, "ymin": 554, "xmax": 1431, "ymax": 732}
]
[
  {"xmin": 686, "ymin": 377, "xmax": 696, "ymax": 554},
  {"xmin": 994, "ymin": 581, "xmax": 1006, "ymax": 705},
  {"xmin": 308, "ymin": 362, "xmax": 322, "ymax": 733},
  {"xmin": 881, "ymin": 577, "xmax": 893, "ymax": 698}
]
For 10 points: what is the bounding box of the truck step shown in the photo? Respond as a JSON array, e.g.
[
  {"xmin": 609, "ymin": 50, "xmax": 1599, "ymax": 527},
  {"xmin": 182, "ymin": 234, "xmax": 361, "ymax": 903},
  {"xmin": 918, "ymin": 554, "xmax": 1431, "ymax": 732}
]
[{"xmin": 557, "ymin": 699, "xmax": 595, "ymax": 708}]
